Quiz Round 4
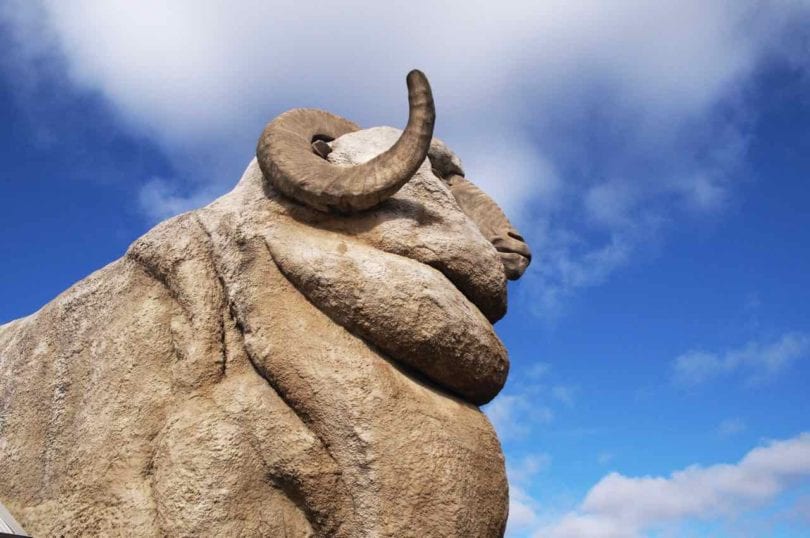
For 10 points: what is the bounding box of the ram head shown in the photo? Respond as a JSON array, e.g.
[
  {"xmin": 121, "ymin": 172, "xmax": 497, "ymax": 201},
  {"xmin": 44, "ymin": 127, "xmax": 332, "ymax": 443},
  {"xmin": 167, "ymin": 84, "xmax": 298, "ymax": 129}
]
[{"xmin": 250, "ymin": 69, "xmax": 531, "ymax": 404}]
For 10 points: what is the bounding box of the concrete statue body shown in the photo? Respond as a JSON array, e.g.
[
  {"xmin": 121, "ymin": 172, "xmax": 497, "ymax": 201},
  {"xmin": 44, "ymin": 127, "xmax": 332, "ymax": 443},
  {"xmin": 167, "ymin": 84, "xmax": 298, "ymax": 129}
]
[{"xmin": 0, "ymin": 71, "xmax": 531, "ymax": 537}]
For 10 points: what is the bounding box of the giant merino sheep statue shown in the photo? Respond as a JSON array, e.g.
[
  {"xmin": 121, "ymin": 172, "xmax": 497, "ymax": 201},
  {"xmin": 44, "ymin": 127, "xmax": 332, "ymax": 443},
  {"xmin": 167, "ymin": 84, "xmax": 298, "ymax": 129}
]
[{"xmin": 0, "ymin": 70, "xmax": 531, "ymax": 537}]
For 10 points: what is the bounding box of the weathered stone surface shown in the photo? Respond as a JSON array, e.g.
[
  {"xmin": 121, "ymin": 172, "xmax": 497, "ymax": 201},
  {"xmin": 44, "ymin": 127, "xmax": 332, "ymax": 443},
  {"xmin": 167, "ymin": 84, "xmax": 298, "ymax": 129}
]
[{"xmin": 0, "ymin": 125, "xmax": 529, "ymax": 536}]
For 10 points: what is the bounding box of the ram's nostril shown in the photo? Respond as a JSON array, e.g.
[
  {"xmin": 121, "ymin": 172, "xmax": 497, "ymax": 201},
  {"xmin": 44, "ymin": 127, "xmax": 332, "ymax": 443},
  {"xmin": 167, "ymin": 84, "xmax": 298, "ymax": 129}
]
[
  {"xmin": 507, "ymin": 230, "xmax": 525, "ymax": 242},
  {"xmin": 491, "ymin": 232, "xmax": 532, "ymax": 266}
]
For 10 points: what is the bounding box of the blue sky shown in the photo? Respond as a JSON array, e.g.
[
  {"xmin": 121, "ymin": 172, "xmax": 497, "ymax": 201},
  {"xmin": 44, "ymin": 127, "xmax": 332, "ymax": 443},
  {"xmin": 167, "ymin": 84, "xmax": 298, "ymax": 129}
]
[{"xmin": 1, "ymin": 2, "xmax": 809, "ymax": 536}]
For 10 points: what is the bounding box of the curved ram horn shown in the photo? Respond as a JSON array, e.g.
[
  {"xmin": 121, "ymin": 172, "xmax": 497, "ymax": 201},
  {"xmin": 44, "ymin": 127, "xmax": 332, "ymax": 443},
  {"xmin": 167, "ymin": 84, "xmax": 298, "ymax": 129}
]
[{"xmin": 257, "ymin": 70, "xmax": 436, "ymax": 213}]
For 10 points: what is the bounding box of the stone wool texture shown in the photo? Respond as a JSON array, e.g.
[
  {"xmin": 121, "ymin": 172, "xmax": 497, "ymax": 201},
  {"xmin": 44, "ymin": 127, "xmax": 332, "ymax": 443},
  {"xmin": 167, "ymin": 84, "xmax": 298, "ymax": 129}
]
[{"xmin": 0, "ymin": 128, "xmax": 516, "ymax": 537}]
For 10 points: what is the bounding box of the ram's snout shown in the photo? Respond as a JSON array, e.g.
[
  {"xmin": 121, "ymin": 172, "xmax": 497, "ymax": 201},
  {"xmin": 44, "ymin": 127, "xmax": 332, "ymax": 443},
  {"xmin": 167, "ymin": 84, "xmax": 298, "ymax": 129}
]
[
  {"xmin": 445, "ymin": 173, "xmax": 532, "ymax": 281},
  {"xmin": 491, "ymin": 229, "xmax": 531, "ymax": 280}
]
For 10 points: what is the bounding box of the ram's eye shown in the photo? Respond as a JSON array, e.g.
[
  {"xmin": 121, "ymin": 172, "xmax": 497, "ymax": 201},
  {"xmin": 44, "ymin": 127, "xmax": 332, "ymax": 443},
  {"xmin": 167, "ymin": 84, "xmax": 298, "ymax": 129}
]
[
  {"xmin": 312, "ymin": 140, "xmax": 332, "ymax": 160},
  {"xmin": 432, "ymin": 168, "xmax": 451, "ymax": 183}
]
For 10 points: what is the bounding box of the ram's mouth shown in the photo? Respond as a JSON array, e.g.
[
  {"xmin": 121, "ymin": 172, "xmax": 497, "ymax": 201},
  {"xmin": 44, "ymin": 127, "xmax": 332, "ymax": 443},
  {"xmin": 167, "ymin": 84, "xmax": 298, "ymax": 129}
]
[
  {"xmin": 422, "ymin": 238, "xmax": 530, "ymax": 324},
  {"xmin": 423, "ymin": 258, "xmax": 508, "ymax": 324},
  {"xmin": 492, "ymin": 232, "xmax": 532, "ymax": 282}
]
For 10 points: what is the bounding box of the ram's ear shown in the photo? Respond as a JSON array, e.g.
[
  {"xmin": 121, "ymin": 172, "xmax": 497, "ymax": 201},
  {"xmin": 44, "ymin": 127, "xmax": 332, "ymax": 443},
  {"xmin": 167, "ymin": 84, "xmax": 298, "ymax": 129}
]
[
  {"xmin": 257, "ymin": 70, "xmax": 436, "ymax": 214},
  {"xmin": 428, "ymin": 137, "xmax": 465, "ymax": 181}
]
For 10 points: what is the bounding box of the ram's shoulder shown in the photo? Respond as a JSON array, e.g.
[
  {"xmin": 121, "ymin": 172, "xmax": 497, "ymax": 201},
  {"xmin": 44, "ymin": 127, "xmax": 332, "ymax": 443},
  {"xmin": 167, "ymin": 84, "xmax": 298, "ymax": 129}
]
[{"xmin": 126, "ymin": 211, "xmax": 213, "ymax": 271}]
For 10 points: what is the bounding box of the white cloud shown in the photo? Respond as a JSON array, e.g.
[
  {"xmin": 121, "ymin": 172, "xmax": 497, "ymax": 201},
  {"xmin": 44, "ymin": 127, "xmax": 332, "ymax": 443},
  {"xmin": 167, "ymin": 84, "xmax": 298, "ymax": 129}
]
[
  {"xmin": 528, "ymin": 362, "xmax": 552, "ymax": 379},
  {"xmin": 597, "ymin": 452, "xmax": 615, "ymax": 465},
  {"xmin": 527, "ymin": 228, "xmax": 636, "ymax": 318},
  {"xmin": 551, "ymin": 385, "xmax": 575, "ymax": 407},
  {"xmin": 2, "ymin": 0, "xmax": 810, "ymax": 318},
  {"xmin": 672, "ymin": 332, "xmax": 810, "ymax": 387},
  {"xmin": 718, "ymin": 418, "xmax": 747, "ymax": 437},
  {"xmin": 505, "ymin": 455, "xmax": 552, "ymax": 536},
  {"xmin": 509, "ymin": 453, "xmax": 553, "ymax": 485},
  {"xmin": 138, "ymin": 178, "xmax": 223, "ymax": 222},
  {"xmin": 486, "ymin": 394, "xmax": 555, "ymax": 441},
  {"xmin": 536, "ymin": 432, "xmax": 810, "ymax": 538},
  {"xmin": 509, "ymin": 486, "xmax": 544, "ymax": 536},
  {"xmin": 486, "ymin": 362, "xmax": 579, "ymax": 441},
  {"xmin": 786, "ymin": 494, "xmax": 810, "ymax": 525}
]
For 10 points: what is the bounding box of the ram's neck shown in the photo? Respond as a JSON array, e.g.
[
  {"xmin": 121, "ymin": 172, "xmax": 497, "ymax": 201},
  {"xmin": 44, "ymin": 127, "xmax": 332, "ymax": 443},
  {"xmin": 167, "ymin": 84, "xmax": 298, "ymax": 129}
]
[
  {"xmin": 196, "ymin": 203, "xmax": 509, "ymax": 537},
  {"xmin": 265, "ymin": 220, "xmax": 508, "ymax": 405}
]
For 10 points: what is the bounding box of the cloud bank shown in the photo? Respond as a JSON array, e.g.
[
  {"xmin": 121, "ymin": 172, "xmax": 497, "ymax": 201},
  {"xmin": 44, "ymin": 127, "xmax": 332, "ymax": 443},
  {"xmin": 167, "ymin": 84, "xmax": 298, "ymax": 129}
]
[
  {"xmin": 2, "ymin": 1, "xmax": 810, "ymax": 317},
  {"xmin": 673, "ymin": 331, "xmax": 810, "ymax": 387},
  {"xmin": 536, "ymin": 433, "xmax": 810, "ymax": 538}
]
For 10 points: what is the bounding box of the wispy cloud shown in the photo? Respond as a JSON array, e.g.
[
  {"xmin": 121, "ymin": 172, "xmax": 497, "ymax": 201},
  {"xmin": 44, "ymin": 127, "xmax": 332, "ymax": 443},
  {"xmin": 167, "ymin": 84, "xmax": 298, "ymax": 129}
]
[
  {"xmin": 509, "ymin": 485, "xmax": 545, "ymax": 536},
  {"xmin": 505, "ymin": 454, "xmax": 553, "ymax": 537},
  {"xmin": 487, "ymin": 364, "xmax": 577, "ymax": 537},
  {"xmin": 597, "ymin": 452, "xmax": 615, "ymax": 465},
  {"xmin": 550, "ymin": 385, "xmax": 576, "ymax": 407},
  {"xmin": 786, "ymin": 494, "xmax": 810, "ymax": 526},
  {"xmin": 536, "ymin": 433, "xmax": 810, "ymax": 538},
  {"xmin": 508, "ymin": 453, "xmax": 553, "ymax": 484},
  {"xmin": 486, "ymin": 394, "xmax": 555, "ymax": 441},
  {"xmin": 672, "ymin": 332, "xmax": 810, "ymax": 387},
  {"xmin": 2, "ymin": 1, "xmax": 810, "ymax": 319},
  {"xmin": 137, "ymin": 178, "xmax": 224, "ymax": 222},
  {"xmin": 484, "ymin": 361, "xmax": 579, "ymax": 441},
  {"xmin": 717, "ymin": 418, "xmax": 747, "ymax": 437}
]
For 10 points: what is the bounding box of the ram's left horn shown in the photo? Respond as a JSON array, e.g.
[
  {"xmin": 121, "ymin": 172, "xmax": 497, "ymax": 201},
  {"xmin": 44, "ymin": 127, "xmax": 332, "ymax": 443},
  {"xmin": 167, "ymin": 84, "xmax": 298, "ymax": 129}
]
[{"xmin": 257, "ymin": 70, "xmax": 435, "ymax": 213}]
